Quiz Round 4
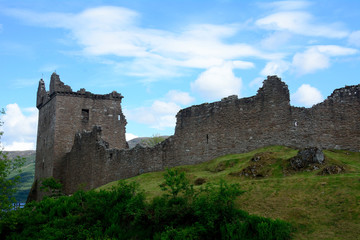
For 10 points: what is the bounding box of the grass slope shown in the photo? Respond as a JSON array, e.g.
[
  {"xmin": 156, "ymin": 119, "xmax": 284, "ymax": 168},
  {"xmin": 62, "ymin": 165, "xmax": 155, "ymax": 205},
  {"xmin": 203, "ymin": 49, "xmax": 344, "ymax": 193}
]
[{"xmin": 99, "ymin": 146, "xmax": 360, "ymax": 240}]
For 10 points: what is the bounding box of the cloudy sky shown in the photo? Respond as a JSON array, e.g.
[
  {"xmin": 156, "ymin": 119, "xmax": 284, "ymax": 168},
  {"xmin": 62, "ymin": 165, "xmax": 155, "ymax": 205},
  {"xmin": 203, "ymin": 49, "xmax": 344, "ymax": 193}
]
[{"xmin": 0, "ymin": 0, "xmax": 359, "ymax": 150}]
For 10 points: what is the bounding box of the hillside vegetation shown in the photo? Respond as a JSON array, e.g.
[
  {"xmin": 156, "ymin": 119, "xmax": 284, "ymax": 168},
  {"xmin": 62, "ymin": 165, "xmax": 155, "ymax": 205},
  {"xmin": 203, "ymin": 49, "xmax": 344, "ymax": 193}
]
[
  {"xmin": 99, "ymin": 146, "xmax": 360, "ymax": 240},
  {"xmin": 6, "ymin": 151, "xmax": 35, "ymax": 202},
  {"xmin": 4, "ymin": 146, "xmax": 360, "ymax": 239},
  {"xmin": 1, "ymin": 169, "xmax": 292, "ymax": 239}
]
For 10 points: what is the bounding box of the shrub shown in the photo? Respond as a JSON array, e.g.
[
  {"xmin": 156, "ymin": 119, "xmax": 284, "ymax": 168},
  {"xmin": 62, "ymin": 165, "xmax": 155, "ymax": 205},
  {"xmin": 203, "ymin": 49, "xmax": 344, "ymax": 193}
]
[{"xmin": 1, "ymin": 169, "xmax": 292, "ymax": 239}]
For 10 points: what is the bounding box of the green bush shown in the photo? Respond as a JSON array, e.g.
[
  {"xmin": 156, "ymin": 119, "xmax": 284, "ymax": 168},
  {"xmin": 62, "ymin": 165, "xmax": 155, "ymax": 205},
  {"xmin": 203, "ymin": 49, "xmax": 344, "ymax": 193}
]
[
  {"xmin": 0, "ymin": 169, "xmax": 292, "ymax": 239},
  {"xmin": 40, "ymin": 177, "xmax": 63, "ymax": 198}
]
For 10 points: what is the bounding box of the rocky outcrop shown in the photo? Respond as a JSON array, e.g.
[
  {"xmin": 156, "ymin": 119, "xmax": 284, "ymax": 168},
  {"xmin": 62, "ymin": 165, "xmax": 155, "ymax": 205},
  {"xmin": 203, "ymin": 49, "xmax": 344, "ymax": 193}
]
[
  {"xmin": 290, "ymin": 147, "xmax": 325, "ymax": 170},
  {"xmin": 229, "ymin": 152, "xmax": 276, "ymax": 178}
]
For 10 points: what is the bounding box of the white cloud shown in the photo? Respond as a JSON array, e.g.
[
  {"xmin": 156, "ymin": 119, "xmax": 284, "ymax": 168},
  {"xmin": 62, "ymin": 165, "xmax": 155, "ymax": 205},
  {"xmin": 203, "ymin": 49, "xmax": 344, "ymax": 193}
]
[
  {"xmin": 260, "ymin": 31, "xmax": 292, "ymax": 50},
  {"xmin": 291, "ymin": 84, "xmax": 323, "ymax": 107},
  {"xmin": 292, "ymin": 45, "xmax": 358, "ymax": 75},
  {"xmin": 348, "ymin": 31, "xmax": 360, "ymax": 47},
  {"xmin": 4, "ymin": 6, "xmax": 275, "ymax": 81},
  {"xmin": 11, "ymin": 78, "xmax": 39, "ymax": 88},
  {"xmin": 125, "ymin": 100, "xmax": 181, "ymax": 130},
  {"xmin": 151, "ymin": 101, "xmax": 180, "ymax": 115},
  {"xmin": 292, "ymin": 48, "xmax": 329, "ymax": 74},
  {"xmin": 152, "ymin": 24, "xmax": 267, "ymax": 62},
  {"xmin": 126, "ymin": 133, "xmax": 138, "ymax": 141},
  {"xmin": 315, "ymin": 45, "xmax": 358, "ymax": 56},
  {"xmin": 260, "ymin": 60, "xmax": 290, "ymax": 76},
  {"xmin": 261, "ymin": 1, "xmax": 312, "ymax": 11},
  {"xmin": 2, "ymin": 142, "xmax": 34, "ymax": 151},
  {"xmin": 1, "ymin": 103, "xmax": 38, "ymax": 150},
  {"xmin": 249, "ymin": 77, "xmax": 264, "ymax": 88},
  {"xmin": 165, "ymin": 90, "xmax": 195, "ymax": 105},
  {"xmin": 232, "ymin": 60, "xmax": 255, "ymax": 69},
  {"xmin": 250, "ymin": 59, "xmax": 290, "ymax": 87},
  {"xmin": 252, "ymin": 60, "xmax": 290, "ymax": 88},
  {"xmin": 256, "ymin": 11, "xmax": 348, "ymax": 38},
  {"xmin": 124, "ymin": 88, "xmax": 195, "ymax": 130},
  {"xmin": 114, "ymin": 57, "xmax": 183, "ymax": 82},
  {"xmin": 191, "ymin": 62, "xmax": 242, "ymax": 101}
]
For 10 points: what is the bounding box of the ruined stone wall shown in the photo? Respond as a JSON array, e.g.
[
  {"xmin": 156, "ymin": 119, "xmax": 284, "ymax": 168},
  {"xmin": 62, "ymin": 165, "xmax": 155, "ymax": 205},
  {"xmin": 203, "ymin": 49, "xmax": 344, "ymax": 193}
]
[
  {"xmin": 61, "ymin": 76, "xmax": 359, "ymax": 195},
  {"xmin": 167, "ymin": 76, "xmax": 296, "ymax": 165},
  {"xmin": 33, "ymin": 95, "xmax": 57, "ymax": 200},
  {"xmin": 53, "ymin": 94, "xmax": 126, "ymax": 181},
  {"xmin": 290, "ymin": 85, "xmax": 360, "ymax": 150},
  {"xmin": 30, "ymin": 73, "xmax": 127, "ymax": 201},
  {"xmin": 63, "ymin": 127, "xmax": 165, "ymax": 193}
]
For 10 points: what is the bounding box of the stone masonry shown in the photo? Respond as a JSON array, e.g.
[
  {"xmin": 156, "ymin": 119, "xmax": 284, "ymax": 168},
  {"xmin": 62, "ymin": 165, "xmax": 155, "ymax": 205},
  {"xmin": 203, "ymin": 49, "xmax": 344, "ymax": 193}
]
[
  {"xmin": 28, "ymin": 73, "xmax": 127, "ymax": 201},
  {"xmin": 30, "ymin": 74, "xmax": 360, "ymax": 200}
]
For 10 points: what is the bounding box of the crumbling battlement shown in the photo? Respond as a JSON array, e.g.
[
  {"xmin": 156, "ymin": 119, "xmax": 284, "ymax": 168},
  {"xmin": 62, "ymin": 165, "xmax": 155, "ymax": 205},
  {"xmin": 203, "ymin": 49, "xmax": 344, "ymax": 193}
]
[
  {"xmin": 323, "ymin": 85, "xmax": 360, "ymax": 103},
  {"xmin": 37, "ymin": 73, "xmax": 123, "ymax": 109},
  {"xmin": 57, "ymin": 75, "xmax": 360, "ymax": 195},
  {"xmin": 175, "ymin": 75, "xmax": 290, "ymax": 132}
]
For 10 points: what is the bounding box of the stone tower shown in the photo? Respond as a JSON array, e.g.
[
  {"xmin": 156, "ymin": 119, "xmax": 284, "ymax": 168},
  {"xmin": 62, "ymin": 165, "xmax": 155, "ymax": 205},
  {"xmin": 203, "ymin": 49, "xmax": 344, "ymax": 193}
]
[{"xmin": 28, "ymin": 72, "xmax": 127, "ymax": 201}]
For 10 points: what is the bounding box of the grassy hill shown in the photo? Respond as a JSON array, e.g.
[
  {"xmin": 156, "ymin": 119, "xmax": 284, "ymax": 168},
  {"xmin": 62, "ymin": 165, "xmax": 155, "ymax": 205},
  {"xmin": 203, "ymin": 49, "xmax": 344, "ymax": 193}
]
[
  {"xmin": 127, "ymin": 136, "xmax": 169, "ymax": 148},
  {"xmin": 5, "ymin": 145, "xmax": 360, "ymax": 238},
  {"xmin": 98, "ymin": 146, "xmax": 360, "ymax": 240}
]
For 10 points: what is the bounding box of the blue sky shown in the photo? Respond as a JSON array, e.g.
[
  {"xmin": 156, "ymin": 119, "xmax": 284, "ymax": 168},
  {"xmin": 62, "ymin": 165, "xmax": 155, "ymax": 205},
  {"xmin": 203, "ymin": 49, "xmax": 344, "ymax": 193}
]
[{"xmin": 0, "ymin": 0, "xmax": 359, "ymax": 150}]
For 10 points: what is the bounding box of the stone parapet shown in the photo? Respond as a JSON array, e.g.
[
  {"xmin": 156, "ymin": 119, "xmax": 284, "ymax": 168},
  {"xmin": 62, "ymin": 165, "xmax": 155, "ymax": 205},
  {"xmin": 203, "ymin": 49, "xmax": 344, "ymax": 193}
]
[{"xmin": 37, "ymin": 73, "xmax": 123, "ymax": 109}]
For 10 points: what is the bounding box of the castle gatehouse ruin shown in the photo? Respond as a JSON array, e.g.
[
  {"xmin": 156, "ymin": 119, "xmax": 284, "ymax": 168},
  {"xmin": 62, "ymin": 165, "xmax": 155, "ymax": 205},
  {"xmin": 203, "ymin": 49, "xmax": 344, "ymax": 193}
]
[{"xmin": 29, "ymin": 73, "xmax": 360, "ymax": 201}]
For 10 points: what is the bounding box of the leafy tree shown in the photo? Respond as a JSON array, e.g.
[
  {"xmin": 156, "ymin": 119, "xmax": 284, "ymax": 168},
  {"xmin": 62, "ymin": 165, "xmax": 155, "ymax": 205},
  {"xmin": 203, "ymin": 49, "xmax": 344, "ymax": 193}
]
[
  {"xmin": 160, "ymin": 168, "xmax": 193, "ymax": 198},
  {"xmin": 0, "ymin": 108, "xmax": 25, "ymax": 215},
  {"xmin": 40, "ymin": 177, "xmax": 64, "ymax": 198}
]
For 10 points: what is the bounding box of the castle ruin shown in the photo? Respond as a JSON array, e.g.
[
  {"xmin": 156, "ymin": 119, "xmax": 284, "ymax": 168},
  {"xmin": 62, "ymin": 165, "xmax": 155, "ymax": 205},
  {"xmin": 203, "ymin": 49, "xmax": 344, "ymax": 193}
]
[
  {"xmin": 29, "ymin": 73, "xmax": 127, "ymax": 200},
  {"xmin": 29, "ymin": 73, "xmax": 360, "ymax": 201}
]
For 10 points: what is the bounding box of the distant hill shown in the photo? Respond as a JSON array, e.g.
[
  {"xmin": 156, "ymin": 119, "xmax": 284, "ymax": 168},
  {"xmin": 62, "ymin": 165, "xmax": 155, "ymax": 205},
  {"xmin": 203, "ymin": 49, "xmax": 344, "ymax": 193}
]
[
  {"xmin": 127, "ymin": 137, "xmax": 146, "ymax": 148},
  {"xmin": 5, "ymin": 151, "xmax": 36, "ymax": 203},
  {"xmin": 5, "ymin": 150, "xmax": 35, "ymax": 159},
  {"xmin": 127, "ymin": 136, "xmax": 169, "ymax": 149}
]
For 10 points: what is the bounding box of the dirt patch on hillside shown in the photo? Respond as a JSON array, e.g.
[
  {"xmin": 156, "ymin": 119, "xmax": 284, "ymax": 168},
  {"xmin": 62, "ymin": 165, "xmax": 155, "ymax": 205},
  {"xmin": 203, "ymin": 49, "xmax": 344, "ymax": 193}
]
[
  {"xmin": 318, "ymin": 165, "xmax": 346, "ymax": 175},
  {"xmin": 229, "ymin": 152, "xmax": 277, "ymax": 178}
]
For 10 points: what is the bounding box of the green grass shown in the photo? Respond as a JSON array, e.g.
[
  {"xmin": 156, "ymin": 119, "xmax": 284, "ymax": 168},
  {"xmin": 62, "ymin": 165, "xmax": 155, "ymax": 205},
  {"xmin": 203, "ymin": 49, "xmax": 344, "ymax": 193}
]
[{"xmin": 98, "ymin": 146, "xmax": 360, "ymax": 240}]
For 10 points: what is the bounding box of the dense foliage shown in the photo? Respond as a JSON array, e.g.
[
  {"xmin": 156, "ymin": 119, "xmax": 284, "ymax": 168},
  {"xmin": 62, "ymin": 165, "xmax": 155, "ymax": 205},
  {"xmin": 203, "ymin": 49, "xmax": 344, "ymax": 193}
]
[
  {"xmin": 0, "ymin": 169, "xmax": 292, "ymax": 239},
  {"xmin": 0, "ymin": 152, "xmax": 24, "ymax": 214},
  {"xmin": 0, "ymin": 109, "xmax": 25, "ymax": 215},
  {"xmin": 40, "ymin": 177, "xmax": 64, "ymax": 198}
]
